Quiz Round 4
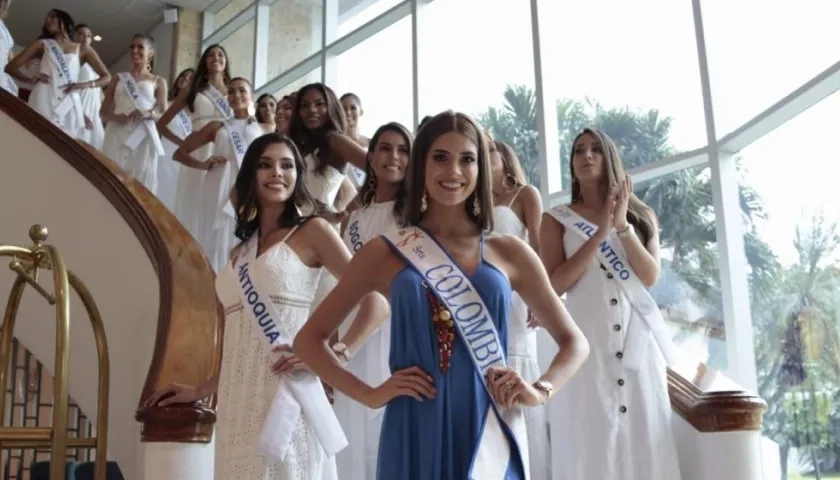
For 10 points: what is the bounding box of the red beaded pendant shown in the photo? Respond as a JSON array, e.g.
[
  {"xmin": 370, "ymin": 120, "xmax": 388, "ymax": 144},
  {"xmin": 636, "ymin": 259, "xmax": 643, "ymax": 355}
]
[{"xmin": 423, "ymin": 284, "xmax": 455, "ymax": 373}]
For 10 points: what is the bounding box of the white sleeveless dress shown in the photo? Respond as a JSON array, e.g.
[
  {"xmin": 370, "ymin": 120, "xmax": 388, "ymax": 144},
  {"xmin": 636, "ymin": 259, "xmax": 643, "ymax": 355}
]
[
  {"xmin": 200, "ymin": 118, "xmax": 264, "ymax": 271},
  {"xmin": 28, "ymin": 41, "xmax": 82, "ymax": 138},
  {"xmin": 492, "ymin": 194, "xmax": 548, "ymax": 480},
  {"xmin": 548, "ymin": 227, "xmax": 681, "ymax": 480},
  {"xmin": 174, "ymin": 91, "xmax": 226, "ymax": 245},
  {"xmin": 101, "ymin": 76, "xmax": 159, "ymax": 192},
  {"xmin": 0, "ymin": 20, "xmax": 18, "ymax": 95},
  {"xmin": 214, "ymin": 226, "xmax": 337, "ymax": 480},
  {"xmin": 76, "ymin": 63, "xmax": 104, "ymax": 150},
  {"xmin": 157, "ymin": 110, "xmax": 190, "ymax": 212},
  {"xmin": 303, "ymin": 153, "xmax": 346, "ymax": 309},
  {"xmin": 334, "ymin": 200, "xmax": 398, "ymax": 480}
]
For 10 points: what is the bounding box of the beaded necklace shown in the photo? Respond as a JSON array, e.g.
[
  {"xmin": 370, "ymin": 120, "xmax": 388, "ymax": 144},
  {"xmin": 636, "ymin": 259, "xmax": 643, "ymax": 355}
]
[{"xmin": 423, "ymin": 282, "xmax": 456, "ymax": 373}]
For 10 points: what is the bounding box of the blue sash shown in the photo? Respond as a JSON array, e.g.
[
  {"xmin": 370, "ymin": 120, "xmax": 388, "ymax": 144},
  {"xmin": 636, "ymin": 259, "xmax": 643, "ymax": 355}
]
[
  {"xmin": 546, "ymin": 205, "xmax": 679, "ymax": 370},
  {"xmin": 174, "ymin": 110, "xmax": 193, "ymax": 139},
  {"xmin": 118, "ymin": 72, "xmax": 165, "ymax": 156},
  {"xmin": 43, "ymin": 39, "xmax": 84, "ymax": 127},
  {"xmin": 233, "ymin": 233, "xmax": 348, "ymax": 461},
  {"xmin": 383, "ymin": 226, "xmax": 529, "ymax": 480},
  {"xmin": 218, "ymin": 119, "xmax": 254, "ymax": 223}
]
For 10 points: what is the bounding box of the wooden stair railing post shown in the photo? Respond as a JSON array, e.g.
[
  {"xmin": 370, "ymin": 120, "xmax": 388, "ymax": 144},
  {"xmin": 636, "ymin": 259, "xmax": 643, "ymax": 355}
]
[{"xmin": 0, "ymin": 225, "xmax": 110, "ymax": 480}]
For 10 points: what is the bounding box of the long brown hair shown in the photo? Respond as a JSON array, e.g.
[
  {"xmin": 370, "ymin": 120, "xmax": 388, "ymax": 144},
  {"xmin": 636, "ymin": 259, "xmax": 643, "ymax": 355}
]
[
  {"xmin": 570, "ymin": 128, "xmax": 655, "ymax": 244},
  {"xmin": 493, "ymin": 140, "xmax": 527, "ymax": 188},
  {"xmin": 185, "ymin": 44, "xmax": 232, "ymax": 113},
  {"xmin": 357, "ymin": 122, "xmax": 413, "ymax": 220},
  {"xmin": 403, "ymin": 111, "xmax": 494, "ymax": 231}
]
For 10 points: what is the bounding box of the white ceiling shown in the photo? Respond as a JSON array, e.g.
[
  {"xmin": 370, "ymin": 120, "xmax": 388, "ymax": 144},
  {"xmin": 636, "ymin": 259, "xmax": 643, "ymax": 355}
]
[{"xmin": 6, "ymin": 0, "xmax": 216, "ymax": 66}]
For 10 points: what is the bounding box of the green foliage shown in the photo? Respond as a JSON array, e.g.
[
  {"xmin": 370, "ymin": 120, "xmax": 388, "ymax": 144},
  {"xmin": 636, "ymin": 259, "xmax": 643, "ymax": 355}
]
[{"xmin": 478, "ymin": 85, "xmax": 840, "ymax": 469}]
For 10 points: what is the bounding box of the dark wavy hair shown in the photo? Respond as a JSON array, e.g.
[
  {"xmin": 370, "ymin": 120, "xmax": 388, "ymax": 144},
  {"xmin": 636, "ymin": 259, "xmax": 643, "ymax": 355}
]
[
  {"xmin": 287, "ymin": 83, "xmax": 346, "ymax": 175},
  {"xmin": 356, "ymin": 122, "xmax": 413, "ymax": 220},
  {"xmin": 41, "ymin": 9, "xmax": 74, "ymax": 39},
  {"xmin": 232, "ymin": 133, "xmax": 324, "ymax": 241},
  {"xmin": 169, "ymin": 68, "xmax": 194, "ymax": 101},
  {"xmin": 255, "ymin": 93, "xmax": 277, "ymax": 124},
  {"xmin": 186, "ymin": 44, "xmax": 231, "ymax": 113},
  {"xmin": 403, "ymin": 111, "xmax": 494, "ymax": 231}
]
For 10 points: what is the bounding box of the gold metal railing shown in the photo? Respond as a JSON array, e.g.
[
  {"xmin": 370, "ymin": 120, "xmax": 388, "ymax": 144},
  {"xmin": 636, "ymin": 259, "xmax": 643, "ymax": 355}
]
[{"xmin": 0, "ymin": 225, "xmax": 109, "ymax": 480}]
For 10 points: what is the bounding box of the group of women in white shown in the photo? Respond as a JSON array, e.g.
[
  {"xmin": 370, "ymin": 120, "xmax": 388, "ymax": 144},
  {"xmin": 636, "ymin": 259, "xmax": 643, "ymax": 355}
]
[{"xmin": 2, "ymin": 5, "xmax": 682, "ymax": 480}]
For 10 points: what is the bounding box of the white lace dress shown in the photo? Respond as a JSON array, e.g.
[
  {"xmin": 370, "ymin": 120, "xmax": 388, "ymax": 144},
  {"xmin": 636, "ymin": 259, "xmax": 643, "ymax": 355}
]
[
  {"xmin": 0, "ymin": 20, "xmax": 18, "ymax": 95},
  {"xmin": 76, "ymin": 63, "xmax": 104, "ymax": 150},
  {"xmin": 302, "ymin": 153, "xmax": 346, "ymax": 309},
  {"xmin": 493, "ymin": 194, "xmax": 547, "ymax": 480},
  {"xmin": 101, "ymin": 76, "xmax": 159, "ymax": 192},
  {"xmin": 334, "ymin": 200, "xmax": 398, "ymax": 480},
  {"xmin": 214, "ymin": 226, "xmax": 337, "ymax": 480}
]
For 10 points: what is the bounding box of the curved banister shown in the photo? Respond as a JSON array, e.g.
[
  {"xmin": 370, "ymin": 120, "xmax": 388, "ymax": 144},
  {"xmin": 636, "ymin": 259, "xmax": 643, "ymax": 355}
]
[
  {"xmin": 668, "ymin": 362, "xmax": 766, "ymax": 432},
  {"xmin": 0, "ymin": 90, "xmax": 222, "ymax": 443}
]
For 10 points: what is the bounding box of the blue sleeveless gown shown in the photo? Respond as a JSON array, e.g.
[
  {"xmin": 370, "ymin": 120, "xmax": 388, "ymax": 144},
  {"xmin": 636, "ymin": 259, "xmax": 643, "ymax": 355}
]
[{"xmin": 378, "ymin": 234, "xmax": 526, "ymax": 480}]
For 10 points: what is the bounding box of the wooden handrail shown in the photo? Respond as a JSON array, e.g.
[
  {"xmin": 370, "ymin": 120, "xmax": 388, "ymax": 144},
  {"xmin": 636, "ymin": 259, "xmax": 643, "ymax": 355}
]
[
  {"xmin": 0, "ymin": 90, "xmax": 222, "ymax": 443},
  {"xmin": 668, "ymin": 363, "xmax": 766, "ymax": 432}
]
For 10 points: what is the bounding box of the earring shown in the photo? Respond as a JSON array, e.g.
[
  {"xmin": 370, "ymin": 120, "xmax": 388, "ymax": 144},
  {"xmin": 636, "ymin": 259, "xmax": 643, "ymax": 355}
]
[
  {"xmin": 472, "ymin": 195, "xmax": 480, "ymax": 216},
  {"xmin": 238, "ymin": 203, "xmax": 258, "ymax": 222},
  {"xmin": 420, "ymin": 191, "xmax": 428, "ymax": 213}
]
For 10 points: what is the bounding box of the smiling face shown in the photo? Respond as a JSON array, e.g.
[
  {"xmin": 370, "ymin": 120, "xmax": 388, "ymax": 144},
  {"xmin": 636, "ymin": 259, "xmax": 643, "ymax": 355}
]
[
  {"xmin": 341, "ymin": 95, "xmax": 362, "ymax": 129},
  {"xmin": 275, "ymin": 97, "xmax": 293, "ymax": 132},
  {"xmin": 204, "ymin": 46, "xmax": 227, "ymax": 74},
  {"xmin": 424, "ymin": 131, "xmax": 479, "ymax": 208},
  {"xmin": 177, "ymin": 69, "xmax": 194, "ymax": 89},
  {"xmin": 255, "ymin": 142, "xmax": 298, "ymax": 207},
  {"xmin": 258, "ymin": 96, "xmax": 277, "ymax": 124},
  {"xmin": 370, "ymin": 129, "xmax": 410, "ymax": 186},
  {"xmin": 226, "ymin": 79, "xmax": 252, "ymax": 110},
  {"xmin": 299, "ymin": 87, "xmax": 328, "ymax": 130},
  {"xmin": 128, "ymin": 36, "xmax": 153, "ymax": 69}
]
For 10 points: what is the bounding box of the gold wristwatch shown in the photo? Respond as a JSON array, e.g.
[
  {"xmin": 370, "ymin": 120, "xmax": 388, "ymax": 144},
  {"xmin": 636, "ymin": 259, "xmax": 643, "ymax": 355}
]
[{"xmin": 533, "ymin": 380, "xmax": 554, "ymax": 404}]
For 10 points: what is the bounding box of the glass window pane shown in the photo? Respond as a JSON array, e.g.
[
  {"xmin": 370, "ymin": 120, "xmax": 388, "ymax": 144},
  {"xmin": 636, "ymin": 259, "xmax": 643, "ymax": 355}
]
[
  {"xmin": 737, "ymin": 92, "xmax": 840, "ymax": 479},
  {"xmin": 546, "ymin": 0, "xmax": 706, "ymax": 183},
  {"xmin": 219, "ymin": 20, "xmax": 256, "ymax": 83},
  {"xmin": 337, "ymin": 0, "xmax": 404, "ymax": 38},
  {"xmin": 271, "ymin": 67, "xmax": 323, "ymax": 99},
  {"xmin": 703, "ymin": 0, "xmax": 840, "ymax": 137},
  {"xmin": 634, "ymin": 167, "xmax": 726, "ymax": 371},
  {"xmin": 334, "ymin": 16, "xmax": 413, "ymax": 136},
  {"xmin": 419, "ymin": 0, "xmax": 538, "ymax": 185},
  {"xmin": 214, "ymin": 0, "xmax": 255, "ymax": 28},
  {"xmin": 266, "ymin": 0, "xmax": 324, "ymax": 81}
]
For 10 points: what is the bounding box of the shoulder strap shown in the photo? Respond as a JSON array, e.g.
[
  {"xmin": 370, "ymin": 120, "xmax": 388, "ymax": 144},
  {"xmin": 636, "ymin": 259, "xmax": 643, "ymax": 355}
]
[{"xmin": 507, "ymin": 186, "xmax": 525, "ymax": 207}]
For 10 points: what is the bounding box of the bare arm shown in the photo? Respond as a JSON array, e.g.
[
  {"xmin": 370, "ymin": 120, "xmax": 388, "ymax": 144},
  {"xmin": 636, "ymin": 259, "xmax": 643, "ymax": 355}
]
[
  {"xmin": 173, "ymin": 122, "xmax": 221, "ymax": 170},
  {"xmin": 99, "ymin": 76, "xmax": 124, "ymax": 123},
  {"xmin": 157, "ymin": 90, "xmax": 189, "ymax": 146},
  {"xmin": 505, "ymin": 236, "xmax": 590, "ymax": 396},
  {"xmin": 79, "ymin": 44, "xmax": 111, "ymax": 88},
  {"xmin": 335, "ymin": 176, "xmax": 357, "ymax": 211},
  {"xmin": 5, "ymin": 41, "xmax": 44, "ymax": 83},
  {"xmin": 294, "ymin": 238, "xmax": 392, "ymax": 404},
  {"xmin": 151, "ymin": 76, "xmax": 169, "ymax": 119},
  {"xmin": 328, "ymin": 132, "xmax": 369, "ymax": 170},
  {"xmin": 539, "ymin": 213, "xmax": 605, "ymax": 295},
  {"xmin": 616, "ymin": 211, "xmax": 661, "ymax": 287},
  {"xmin": 519, "ymin": 185, "xmax": 543, "ymax": 254},
  {"xmin": 307, "ymin": 218, "xmax": 389, "ymax": 357}
]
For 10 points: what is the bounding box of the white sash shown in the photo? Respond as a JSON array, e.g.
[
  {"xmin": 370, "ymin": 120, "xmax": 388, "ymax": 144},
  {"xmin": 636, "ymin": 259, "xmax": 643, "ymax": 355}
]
[
  {"xmin": 546, "ymin": 205, "xmax": 679, "ymax": 371},
  {"xmin": 43, "ymin": 39, "xmax": 83, "ymax": 127},
  {"xmin": 233, "ymin": 234, "xmax": 348, "ymax": 461},
  {"xmin": 383, "ymin": 226, "xmax": 529, "ymax": 480},
  {"xmin": 118, "ymin": 73, "xmax": 165, "ymax": 156},
  {"xmin": 174, "ymin": 110, "xmax": 193, "ymax": 139},
  {"xmin": 202, "ymin": 85, "xmax": 233, "ymax": 121},
  {"xmin": 218, "ymin": 120, "xmax": 250, "ymax": 223}
]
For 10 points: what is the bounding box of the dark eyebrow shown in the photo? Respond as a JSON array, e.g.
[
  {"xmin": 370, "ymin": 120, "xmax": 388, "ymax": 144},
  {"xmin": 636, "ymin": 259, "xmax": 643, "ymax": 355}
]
[{"xmin": 431, "ymin": 149, "xmax": 449, "ymax": 155}]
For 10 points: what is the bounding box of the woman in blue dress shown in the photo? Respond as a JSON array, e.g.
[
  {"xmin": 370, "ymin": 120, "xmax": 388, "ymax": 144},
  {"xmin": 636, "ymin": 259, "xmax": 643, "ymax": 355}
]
[{"xmin": 294, "ymin": 111, "xmax": 590, "ymax": 480}]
